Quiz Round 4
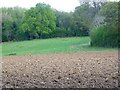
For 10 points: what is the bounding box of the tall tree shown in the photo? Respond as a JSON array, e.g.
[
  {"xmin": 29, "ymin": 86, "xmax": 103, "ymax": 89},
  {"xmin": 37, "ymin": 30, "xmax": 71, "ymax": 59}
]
[
  {"xmin": 90, "ymin": 2, "xmax": 119, "ymax": 47},
  {"xmin": 21, "ymin": 3, "xmax": 56, "ymax": 39},
  {"xmin": 2, "ymin": 7, "xmax": 25, "ymax": 42},
  {"xmin": 55, "ymin": 11, "xmax": 74, "ymax": 37},
  {"xmin": 73, "ymin": 4, "xmax": 95, "ymax": 36}
]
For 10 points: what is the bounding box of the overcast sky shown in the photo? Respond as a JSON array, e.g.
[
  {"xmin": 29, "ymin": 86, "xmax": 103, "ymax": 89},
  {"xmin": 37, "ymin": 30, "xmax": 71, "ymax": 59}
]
[{"xmin": 0, "ymin": 0, "xmax": 80, "ymax": 12}]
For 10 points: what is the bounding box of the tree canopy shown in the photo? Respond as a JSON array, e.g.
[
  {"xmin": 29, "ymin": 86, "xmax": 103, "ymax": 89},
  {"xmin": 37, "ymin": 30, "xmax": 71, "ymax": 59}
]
[
  {"xmin": 1, "ymin": 2, "xmax": 119, "ymax": 47},
  {"xmin": 21, "ymin": 3, "xmax": 56, "ymax": 39}
]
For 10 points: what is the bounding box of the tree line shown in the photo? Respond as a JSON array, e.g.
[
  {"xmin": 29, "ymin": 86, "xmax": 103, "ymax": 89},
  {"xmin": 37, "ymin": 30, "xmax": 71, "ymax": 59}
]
[{"xmin": 1, "ymin": 1, "xmax": 119, "ymax": 47}]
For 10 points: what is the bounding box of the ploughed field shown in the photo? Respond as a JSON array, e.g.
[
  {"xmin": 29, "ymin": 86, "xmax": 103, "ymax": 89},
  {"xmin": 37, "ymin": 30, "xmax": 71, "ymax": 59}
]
[{"xmin": 2, "ymin": 50, "xmax": 119, "ymax": 88}]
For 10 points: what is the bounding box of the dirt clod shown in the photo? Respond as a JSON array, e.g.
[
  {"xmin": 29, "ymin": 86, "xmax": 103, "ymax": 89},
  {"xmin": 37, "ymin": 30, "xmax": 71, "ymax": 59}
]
[{"xmin": 2, "ymin": 50, "xmax": 119, "ymax": 88}]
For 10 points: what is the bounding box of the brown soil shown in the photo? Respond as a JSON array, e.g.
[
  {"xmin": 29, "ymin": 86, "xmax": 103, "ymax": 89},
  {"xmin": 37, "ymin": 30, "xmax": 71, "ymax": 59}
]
[{"xmin": 1, "ymin": 50, "xmax": 119, "ymax": 88}]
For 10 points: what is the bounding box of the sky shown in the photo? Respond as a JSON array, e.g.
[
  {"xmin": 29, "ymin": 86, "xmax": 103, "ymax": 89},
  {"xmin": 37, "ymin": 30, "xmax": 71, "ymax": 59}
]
[{"xmin": 0, "ymin": 0, "xmax": 80, "ymax": 12}]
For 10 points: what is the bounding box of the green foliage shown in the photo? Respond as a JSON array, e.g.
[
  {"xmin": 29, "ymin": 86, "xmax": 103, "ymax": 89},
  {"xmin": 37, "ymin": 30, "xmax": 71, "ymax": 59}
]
[
  {"xmin": 2, "ymin": 7, "xmax": 25, "ymax": 42},
  {"xmin": 1, "ymin": 2, "xmax": 118, "ymax": 48},
  {"xmin": 90, "ymin": 2, "xmax": 119, "ymax": 47},
  {"xmin": 72, "ymin": 4, "xmax": 97, "ymax": 36},
  {"xmin": 90, "ymin": 25, "xmax": 118, "ymax": 47},
  {"xmin": 1, "ymin": 2, "xmax": 97, "ymax": 42},
  {"xmin": 99, "ymin": 2, "xmax": 118, "ymax": 26},
  {"xmin": 55, "ymin": 11, "xmax": 75, "ymax": 37},
  {"xmin": 50, "ymin": 27, "xmax": 67, "ymax": 37},
  {"xmin": 21, "ymin": 3, "xmax": 56, "ymax": 40},
  {"xmin": 74, "ymin": 5, "xmax": 95, "ymax": 29}
]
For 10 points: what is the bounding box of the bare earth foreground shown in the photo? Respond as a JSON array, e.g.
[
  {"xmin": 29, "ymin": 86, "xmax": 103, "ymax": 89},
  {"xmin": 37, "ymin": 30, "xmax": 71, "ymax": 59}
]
[{"xmin": 2, "ymin": 50, "xmax": 119, "ymax": 88}]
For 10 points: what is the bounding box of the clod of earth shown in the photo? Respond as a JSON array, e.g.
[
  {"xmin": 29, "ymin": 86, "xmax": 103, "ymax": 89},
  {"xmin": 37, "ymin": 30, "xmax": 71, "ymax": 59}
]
[{"xmin": 2, "ymin": 50, "xmax": 119, "ymax": 88}]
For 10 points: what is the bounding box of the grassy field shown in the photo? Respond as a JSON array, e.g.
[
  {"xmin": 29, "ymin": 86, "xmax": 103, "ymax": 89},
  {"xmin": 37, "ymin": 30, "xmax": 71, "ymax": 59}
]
[{"xmin": 1, "ymin": 37, "xmax": 117, "ymax": 56}]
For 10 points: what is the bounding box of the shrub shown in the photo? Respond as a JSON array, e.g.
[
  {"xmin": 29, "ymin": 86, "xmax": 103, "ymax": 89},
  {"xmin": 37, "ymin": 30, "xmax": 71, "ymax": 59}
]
[
  {"xmin": 90, "ymin": 25, "xmax": 118, "ymax": 47},
  {"xmin": 50, "ymin": 27, "xmax": 67, "ymax": 38}
]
